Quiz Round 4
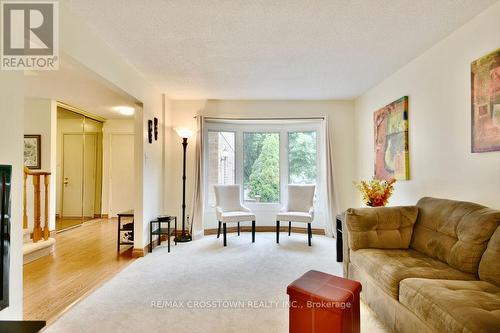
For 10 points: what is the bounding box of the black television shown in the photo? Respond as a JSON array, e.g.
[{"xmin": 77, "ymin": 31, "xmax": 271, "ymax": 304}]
[{"xmin": 0, "ymin": 165, "xmax": 11, "ymax": 311}]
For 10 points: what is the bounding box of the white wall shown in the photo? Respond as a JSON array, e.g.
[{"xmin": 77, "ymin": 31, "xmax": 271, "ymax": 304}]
[
  {"xmin": 24, "ymin": 99, "xmax": 54, "ymax": 173},
  {"xmin": 102, "ymin": 119, "xmax": 135, "ymax": 216},
  {"xmin": 0, "ymin": 72, "xmax": 24, "ymax": 319},
  {"xmin": 0, "ymin": 2, "xmax": 166, "ymax": 319},
  {"xmin": 24, "ymin": 99, "xmax": 57, "ymax": 231},
  {"xmin": 163, "ymin": 96, "xmax": 173, "ymax": 214},
  {"xmin": 167, "ymin": 100, "xmax": 356, "ymax": 231},
  {"xmin": 60, "ymin": 2, "xmax": 166, "ymax": 250},
  {"xmin": 354, "ymin": 2, "xmax": 500, "ymax": 209}
]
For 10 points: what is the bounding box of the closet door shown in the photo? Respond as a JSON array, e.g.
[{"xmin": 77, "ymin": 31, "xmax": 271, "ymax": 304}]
[
  {"xmin": 57, "ymin": 108, "xmax": 104, "ymax": 230},
  {"xmin": 83, "ymin": 133, "xmax": 97, "ymax": 221},
  {"xmin": 58, "ymin": 109, "xmax": 85, "ymax": 230},
  {"xmin": 60, "ymin": 132, "xmax": 84, "ymax": 229},
  {"xmin": 82, "ymin": 117, "xmax": 103, "ymax": 222}
]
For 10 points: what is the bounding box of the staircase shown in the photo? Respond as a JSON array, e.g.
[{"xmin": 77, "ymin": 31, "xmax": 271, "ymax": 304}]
[
  {"xmin": 23, "ymin": 167, "xmax": 56, "ymax": 264},
  {"xmin": 23, "ymin": 228, "xmax": 55, "ymax": 264}
]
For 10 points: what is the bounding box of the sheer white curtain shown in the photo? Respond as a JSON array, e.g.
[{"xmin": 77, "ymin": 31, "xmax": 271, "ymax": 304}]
[
  {"xmin": 323, "ymin": 116, "xmax": 340, "ymax": 237},
  {"xmin": 189, "ymin": 115, "xmax": 205, "ymax": 239}
]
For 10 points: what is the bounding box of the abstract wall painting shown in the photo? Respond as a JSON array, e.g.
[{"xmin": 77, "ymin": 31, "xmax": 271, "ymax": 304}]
[
  {"xmin": 471, "ymin": 48, "xmax": 500, "ymax": 153},
  {"xmin": 374, "ymin": 96, "xmax": 409, "ymax": 180}
]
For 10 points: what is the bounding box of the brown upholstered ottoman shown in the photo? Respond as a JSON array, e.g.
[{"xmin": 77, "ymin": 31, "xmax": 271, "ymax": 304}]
[{"xmin": 287, "ymin": 270, "xmax": 362, "ymax": 333}]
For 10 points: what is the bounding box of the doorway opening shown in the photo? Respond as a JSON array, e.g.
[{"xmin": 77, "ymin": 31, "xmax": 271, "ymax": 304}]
[{"xmin": 22, "ymin": 55, "xmax": 142, "ymax": 323}]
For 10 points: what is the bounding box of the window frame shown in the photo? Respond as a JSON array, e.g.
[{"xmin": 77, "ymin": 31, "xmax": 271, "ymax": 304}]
[
  {"xmin": 204, "ymin": 120, "xmax": 323, "ymax": 213},
  {"xmin": 205, "ymin": 129, "xmax": 237, "ymax": 208}
]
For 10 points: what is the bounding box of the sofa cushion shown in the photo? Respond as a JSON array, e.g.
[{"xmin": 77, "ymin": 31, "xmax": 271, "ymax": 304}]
[
  {"xmin": 400, "ymin": 278, "xmax": 500, "ymax": 333},
  {"xmin": 346, "ymin": 206, "xmax": 418, "ymax": 250},
  {"xmin": 350, "ymin": 248, "xmax": 475, "ymax": 299},
  {"xmin": 479, "ymin": 227, "xmax": 500, "ymax": 286},
  {"xmin": 411, "ymin": 197, "xmax": 500, "ymax": 275}
]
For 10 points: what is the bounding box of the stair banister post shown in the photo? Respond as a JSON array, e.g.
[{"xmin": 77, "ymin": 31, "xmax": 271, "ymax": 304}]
[
  {"xmin": 23, "ymin": 166, "xmax": 29, "ymax": 230},
  {"xmin": 32, "ymin": 174, "xmax": 42, "ymax": 242},
  {"xmin": 43, "ymin": 174, "xmax": 50, "ymax": 240}
]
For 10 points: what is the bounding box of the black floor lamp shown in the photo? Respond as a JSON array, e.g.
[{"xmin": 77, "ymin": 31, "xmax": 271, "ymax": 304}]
[{"xmin": 174, "ymin": 128, "xmax": 193, "ymax": 243}]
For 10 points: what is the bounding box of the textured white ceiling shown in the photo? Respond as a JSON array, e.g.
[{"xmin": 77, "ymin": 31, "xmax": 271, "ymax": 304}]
[{"xmin": 65, "ymin": 0, "xmax": 497, "ymax": 99}]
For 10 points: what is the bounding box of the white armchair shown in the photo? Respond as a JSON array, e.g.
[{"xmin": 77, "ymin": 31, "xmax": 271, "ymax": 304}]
[
  {"xmin": 276, "ymin": 184, "xmax": 316, "ymax": 246},
  {"xmin": 214, "ymin": 185, "xmax": 256, "ymax": 246}
]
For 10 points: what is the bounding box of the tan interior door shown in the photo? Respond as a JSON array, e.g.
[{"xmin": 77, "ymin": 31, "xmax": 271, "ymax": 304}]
[
  {"xmin": 110, "ymin": 134, "xmax": 134, "ymax": 216},
  {"xmin": 62, "ymin": 134, "xmax": 84, "ymax": 220},
  {"xmin": 83, "ymin": 133, "xmax": 97, "ymax": 221}
]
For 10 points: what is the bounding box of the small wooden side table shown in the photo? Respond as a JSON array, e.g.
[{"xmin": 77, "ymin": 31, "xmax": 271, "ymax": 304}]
[
  {"xmin": 149, "ymin": 216, "xmax": 177, "ymax": 253},
  {"xmin": 117, "ymin": 210, "xmax": 134, "ymax": 252}
]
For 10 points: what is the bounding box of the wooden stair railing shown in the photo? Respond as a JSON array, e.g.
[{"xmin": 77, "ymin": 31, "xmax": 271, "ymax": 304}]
[{"xmin": 24, "ymin": 166, "xmax": 51, "ymax": 242}]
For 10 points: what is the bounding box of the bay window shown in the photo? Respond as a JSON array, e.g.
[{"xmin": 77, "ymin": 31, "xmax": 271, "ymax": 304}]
[{"xmin": 204, "ymin": 119, "xmax": 323, "ymax": 220}]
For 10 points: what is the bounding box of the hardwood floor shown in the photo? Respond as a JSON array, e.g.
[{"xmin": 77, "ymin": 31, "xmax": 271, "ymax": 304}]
[
  {"xmin": 55, "ymin": 217, "xmax": 82, "ymax": 230},
  {"xmin": 23, "ymin": 218, "xmax": 136, "ymax": 323}
]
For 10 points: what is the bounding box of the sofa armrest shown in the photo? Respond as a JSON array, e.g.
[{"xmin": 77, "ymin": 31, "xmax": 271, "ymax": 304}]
[{"xmin": 345, "ymin": 206, "xmax": 418, "ymax": 251}]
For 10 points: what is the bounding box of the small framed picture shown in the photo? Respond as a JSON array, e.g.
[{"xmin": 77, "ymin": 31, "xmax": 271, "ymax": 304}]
[
  {"xmin": 148, "ymin": 120, "xmax": 153, "ymax": 143},
  {"xmin": 154, "ymin": 117, "xmax": 159, "ymax": 141},
  {"xmin": 24, "ymin": 135, "xmax": 41, "ymax": 169}
]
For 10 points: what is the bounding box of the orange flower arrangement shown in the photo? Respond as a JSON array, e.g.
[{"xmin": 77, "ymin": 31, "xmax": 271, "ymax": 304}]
[{"xmin": 355, "ymin": 177, "xmax": 396, "ymax": 207}]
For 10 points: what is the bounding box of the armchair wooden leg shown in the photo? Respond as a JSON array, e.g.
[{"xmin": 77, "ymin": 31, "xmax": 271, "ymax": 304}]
[
  {"xmin": 217, "ymin": 221, "xmax": 221, "ymax": 238},
  {"xmin": 237, "ymin": 222, "xmax": 240, "ymax": 236},
  {"xmin": 223, "ymin": 223, "xmax": 227, "ymax": 247},
  {"xmin": 307, "ymin": 223, "xmax": 312, "ymax": 246},
  {"xmin": 288, "ymin": 221, "xmax": 291, "ymax": 236},
  {"xmin": 252, "ymin": 220, "xmax": 255, "ymax": 243},
  {"xmin": 276, "ymin": 221, "xmax": 280, "ymax": 243}
]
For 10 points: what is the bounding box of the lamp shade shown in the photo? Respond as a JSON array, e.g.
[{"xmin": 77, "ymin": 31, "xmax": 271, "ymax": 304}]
[{"xmin": 175, "ymin": 128, "xmax": 194, "ymax": 139}]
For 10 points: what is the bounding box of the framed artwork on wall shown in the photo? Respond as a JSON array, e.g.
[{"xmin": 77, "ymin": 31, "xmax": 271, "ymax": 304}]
[
  {"xmin": 471, "ymin": 48, "xmax": 500, "ymax": 153},
  {"xmin": 374, "ymin": 96, "xmax": 409, "ymax": 180},
  {"xmin": 148, "ymin": 120, "xmax": 153, "ymax": 144},
  {"xmin": 24, "ymin": 135, "xmax": 41, "ymax": 169}
]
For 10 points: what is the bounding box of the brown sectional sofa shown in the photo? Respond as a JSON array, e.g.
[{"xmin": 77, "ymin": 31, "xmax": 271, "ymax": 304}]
[{"xmin": 342, "ymin": 197, "xmax": 500, "ymax": 333}]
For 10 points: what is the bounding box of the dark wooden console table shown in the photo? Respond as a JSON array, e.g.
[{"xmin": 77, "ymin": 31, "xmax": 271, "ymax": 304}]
[{"xmin": 117, "ymin": 210, "xmax": 134, "ymax": 252}]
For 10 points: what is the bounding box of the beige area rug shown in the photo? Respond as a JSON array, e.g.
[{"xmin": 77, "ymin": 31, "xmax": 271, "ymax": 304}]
[{"xmin": 44, "ymin": 232, "xmax": 387, "ymax": 333}]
